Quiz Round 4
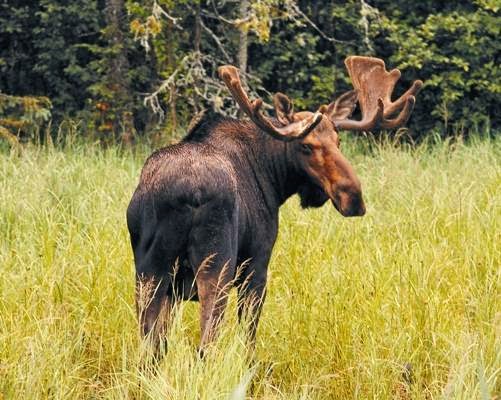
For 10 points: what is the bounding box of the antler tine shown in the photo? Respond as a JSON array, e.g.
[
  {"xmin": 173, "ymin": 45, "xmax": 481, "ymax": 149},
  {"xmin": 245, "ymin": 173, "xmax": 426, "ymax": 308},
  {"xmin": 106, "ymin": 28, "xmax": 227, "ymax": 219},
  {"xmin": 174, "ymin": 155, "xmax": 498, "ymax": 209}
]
[
  {"xmin": 218, "ymin": 65, "xmax": 322, "ymax": 142},
  {"xmin": 384, "ymin": 80, "xmax": 422, "ymax": 117},
  {"xmin": 334, "ymin": 98, "xmax": 384, "ymax": 131},
  {"xmin": 381, "ymin": 95, "xmax": 415, "ymax": 129},
  {"xmin": 217, "ymin": 66, "xmax": 256, "ymax": 116},
  {"xmin": 334, "ymin": 56, "xmax": 422, "ymax": 131}
]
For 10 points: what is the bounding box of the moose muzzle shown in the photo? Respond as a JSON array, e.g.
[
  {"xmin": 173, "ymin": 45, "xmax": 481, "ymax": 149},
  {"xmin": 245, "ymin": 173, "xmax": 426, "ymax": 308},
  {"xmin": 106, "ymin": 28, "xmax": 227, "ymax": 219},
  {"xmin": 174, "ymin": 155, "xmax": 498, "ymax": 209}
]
[{"xmin": 332, "ymin": 188, "xmax": 366, "ymax": 217}]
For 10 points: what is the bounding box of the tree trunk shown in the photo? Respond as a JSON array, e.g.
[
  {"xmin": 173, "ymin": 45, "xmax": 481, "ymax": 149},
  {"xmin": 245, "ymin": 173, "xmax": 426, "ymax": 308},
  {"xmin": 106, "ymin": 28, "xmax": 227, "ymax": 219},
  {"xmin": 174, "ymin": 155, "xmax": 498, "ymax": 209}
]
[
  {"xmin": 170, "ymin": 84, "xmax": 177, "ymax": 134},
  {"xmin": 166, "ymin": 19, "xmax": 178, "ymax": 134},
  {"xmin": 194, "ymin": 3, "xmax": 201, "ymax": 54},
  {"xmin": 193, "ymin": 3, "xmax": 202, "ymax": 112},
  {"xmin": 237, "ymin": 0, "xmax": 249, "ymax": 117},
  {"xmin": 105, "ymin": 0, "xmax": 134, "ymax": 142},
  {"xmin": 237, "ymin": 0, "xmax": 249, "ymax": 78}
]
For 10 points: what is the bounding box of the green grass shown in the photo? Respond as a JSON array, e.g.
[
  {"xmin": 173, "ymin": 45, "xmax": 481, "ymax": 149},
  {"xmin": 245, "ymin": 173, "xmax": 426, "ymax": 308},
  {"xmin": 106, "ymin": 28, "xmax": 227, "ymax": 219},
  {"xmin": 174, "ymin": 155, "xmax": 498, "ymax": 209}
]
[{"xmin": 0, "ymin": 136, "xmax": 499, "ymax": 399}]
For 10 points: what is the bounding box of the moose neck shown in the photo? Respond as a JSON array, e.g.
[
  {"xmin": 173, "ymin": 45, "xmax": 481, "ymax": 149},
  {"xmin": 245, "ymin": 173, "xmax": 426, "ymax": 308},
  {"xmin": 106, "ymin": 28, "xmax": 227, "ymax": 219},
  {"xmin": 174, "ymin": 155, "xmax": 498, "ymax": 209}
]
[
  {"xmin": 242, "ymin": 130, "xmax": 304, "ymax": 211},
  {"xmin": 186, "ymin": 117, "xmax": 306, "ymax": 214}
]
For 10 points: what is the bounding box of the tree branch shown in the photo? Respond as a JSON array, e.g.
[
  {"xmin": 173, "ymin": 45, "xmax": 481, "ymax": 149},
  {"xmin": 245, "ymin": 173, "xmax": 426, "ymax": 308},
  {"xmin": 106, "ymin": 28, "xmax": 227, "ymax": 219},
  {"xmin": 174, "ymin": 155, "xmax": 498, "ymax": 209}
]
[
  {"xmin": 204, "ymin": 0, "xmax": 252, "ymax": 26},
  {"xmin": 288, "ymin": 2, "xmax": 351, "ymax": 45},
  {"xmin": 152, "ymin": 0, "xmax": 181, "ymax": 27},
  {"xmin": 199, "ymin": 19, "xmax": 233, "ymax": 63}
]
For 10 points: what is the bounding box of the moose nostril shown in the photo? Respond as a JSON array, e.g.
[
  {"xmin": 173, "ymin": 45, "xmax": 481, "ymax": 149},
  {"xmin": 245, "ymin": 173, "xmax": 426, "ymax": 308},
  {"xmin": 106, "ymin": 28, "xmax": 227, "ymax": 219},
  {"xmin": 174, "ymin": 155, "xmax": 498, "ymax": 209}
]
[
  {"xmin": 355, "ymin": 195, "xmax": 366, "ymax": 216},
  {"xmin": 341, "ymin": 191, "xmax": 365, "ymax": 217},
  {"xmin": 358, "ymin": 201, "xmax": 366, "ymax": 216}
]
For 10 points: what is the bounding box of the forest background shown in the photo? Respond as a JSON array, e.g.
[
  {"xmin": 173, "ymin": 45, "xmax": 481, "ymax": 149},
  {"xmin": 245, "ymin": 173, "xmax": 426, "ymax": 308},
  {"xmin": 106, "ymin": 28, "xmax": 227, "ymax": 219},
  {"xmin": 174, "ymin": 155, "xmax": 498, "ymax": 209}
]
[{"xmin": 0, "ymin": 0, "xmax": 499, "ymax": 145}]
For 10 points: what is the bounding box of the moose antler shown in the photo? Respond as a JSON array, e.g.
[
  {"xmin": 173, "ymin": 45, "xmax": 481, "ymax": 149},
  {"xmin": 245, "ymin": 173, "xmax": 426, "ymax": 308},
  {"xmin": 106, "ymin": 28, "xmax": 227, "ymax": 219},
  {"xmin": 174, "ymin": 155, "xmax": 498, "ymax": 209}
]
[
  {"xmin": 218, "ymin": 66, "xmax": 322, "ymax": 141},
  {"xmin": 333, "ymin": 56, "xmax": 423, "ymax": 131}
]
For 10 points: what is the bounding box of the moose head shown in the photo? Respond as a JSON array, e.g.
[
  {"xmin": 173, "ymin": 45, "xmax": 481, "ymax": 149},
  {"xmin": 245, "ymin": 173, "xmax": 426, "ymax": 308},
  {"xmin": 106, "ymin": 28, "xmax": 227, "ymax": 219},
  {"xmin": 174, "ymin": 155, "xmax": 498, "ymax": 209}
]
[{"xmin": 218, "ymin": 56, "xmax": 423, "ymax": 217}]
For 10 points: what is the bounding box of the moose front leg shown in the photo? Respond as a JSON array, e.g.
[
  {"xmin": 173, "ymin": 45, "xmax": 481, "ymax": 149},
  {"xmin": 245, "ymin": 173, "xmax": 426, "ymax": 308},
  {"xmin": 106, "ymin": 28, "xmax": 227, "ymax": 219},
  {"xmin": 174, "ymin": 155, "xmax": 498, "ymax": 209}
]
[{"xmin": 236, "ymin": 252, "xmax": 271, "ymax": 346}]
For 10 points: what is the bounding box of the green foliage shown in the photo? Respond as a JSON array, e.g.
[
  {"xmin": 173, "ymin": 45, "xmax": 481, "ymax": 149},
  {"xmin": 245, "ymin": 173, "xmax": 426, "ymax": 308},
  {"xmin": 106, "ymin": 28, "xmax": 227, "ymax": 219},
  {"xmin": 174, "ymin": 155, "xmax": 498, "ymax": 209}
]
[
  {"xmin": 0, "ymin": 94, "xmax": 52, "ymax": 142},
  {"xmin": 0, "ymin": 1, "xmax": 37, "ymax": 96},
  {"xmin": 32, "ymin": 0, "xmax": 104, "ymax": 115},
  {"xmin": 0, "ymin": 1, "xmax": 104, "ymax": 120},
  {"xmin": 254, "ymin": 2, "xmax": 364, "ymax": 110},
  {"xmin": 0, "ymin": 0, "xmax": 499, "ymax": 139},
  {"xmin": 255, "ymin": 1, "xmax": 500, "ymax": 135},
  {"xmin": 373, "ymin": 0, "xmax": 500, "ymax": 133}
]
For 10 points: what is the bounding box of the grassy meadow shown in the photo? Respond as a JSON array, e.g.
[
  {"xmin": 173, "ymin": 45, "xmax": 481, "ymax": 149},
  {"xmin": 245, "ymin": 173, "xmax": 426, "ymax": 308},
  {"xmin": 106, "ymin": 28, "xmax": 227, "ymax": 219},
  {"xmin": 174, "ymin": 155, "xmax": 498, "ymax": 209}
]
[{"xmin": 0, "ymin": 135, "xmax": 499, "ymax": 399}]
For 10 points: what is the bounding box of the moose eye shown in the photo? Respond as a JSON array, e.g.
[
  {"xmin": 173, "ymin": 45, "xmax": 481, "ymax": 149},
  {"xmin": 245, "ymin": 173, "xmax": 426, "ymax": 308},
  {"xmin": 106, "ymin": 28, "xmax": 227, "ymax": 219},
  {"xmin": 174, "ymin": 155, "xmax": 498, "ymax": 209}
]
[{"xmin": 300, "ymin": 143, "xmax": 313, "ymax": 155}]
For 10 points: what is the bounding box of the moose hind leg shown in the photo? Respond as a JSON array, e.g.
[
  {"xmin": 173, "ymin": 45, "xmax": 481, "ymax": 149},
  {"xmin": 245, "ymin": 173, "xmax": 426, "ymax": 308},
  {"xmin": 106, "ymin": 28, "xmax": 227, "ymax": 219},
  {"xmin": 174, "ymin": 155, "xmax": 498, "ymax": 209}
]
[
  {"xmin": 136, "ymin": 273, "xmax": 172, "ymax": 352},
  {"xmin": 134, "ymin": 213, "xmax": 189, "ymax": 354},
  {"xmin": 188, "ymin": 203, "xmax": 237, "ymax": 352}
]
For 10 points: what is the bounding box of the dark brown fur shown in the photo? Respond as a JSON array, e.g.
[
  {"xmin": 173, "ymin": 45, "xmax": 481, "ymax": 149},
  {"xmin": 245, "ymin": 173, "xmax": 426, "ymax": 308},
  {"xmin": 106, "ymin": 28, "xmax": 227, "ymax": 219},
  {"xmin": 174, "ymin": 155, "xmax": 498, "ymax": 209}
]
[{"xmin": 126, "ymin": 112, "xmax": 364, "ymax": 353}]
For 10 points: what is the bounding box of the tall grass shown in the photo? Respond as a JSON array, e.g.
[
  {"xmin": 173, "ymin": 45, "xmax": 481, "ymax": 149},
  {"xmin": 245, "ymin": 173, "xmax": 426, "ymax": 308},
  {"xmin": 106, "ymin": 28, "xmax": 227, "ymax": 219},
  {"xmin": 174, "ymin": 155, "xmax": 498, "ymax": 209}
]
[{"xmin": 0, "ymin": 136, "xmax": 499, "ymax": 399}]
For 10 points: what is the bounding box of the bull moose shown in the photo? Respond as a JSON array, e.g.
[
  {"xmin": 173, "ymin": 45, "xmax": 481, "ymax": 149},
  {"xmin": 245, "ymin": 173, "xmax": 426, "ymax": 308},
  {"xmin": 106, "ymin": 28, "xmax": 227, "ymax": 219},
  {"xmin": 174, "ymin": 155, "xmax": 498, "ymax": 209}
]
[{"xmin": 126, "ymin": 56, "xmax": 422, "ymax": 353}]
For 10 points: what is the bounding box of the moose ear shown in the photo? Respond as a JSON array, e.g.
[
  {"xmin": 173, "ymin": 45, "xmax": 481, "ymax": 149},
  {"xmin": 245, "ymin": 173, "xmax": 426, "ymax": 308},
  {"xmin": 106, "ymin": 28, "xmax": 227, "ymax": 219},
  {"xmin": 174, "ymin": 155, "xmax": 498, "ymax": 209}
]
[
  {"xmin": 273, "ymin": 92, "xmax": 294, "ymax": 125},
  {"xmin": 320, "ymin": 90, "xmax": 358, "ymax": 121}
]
